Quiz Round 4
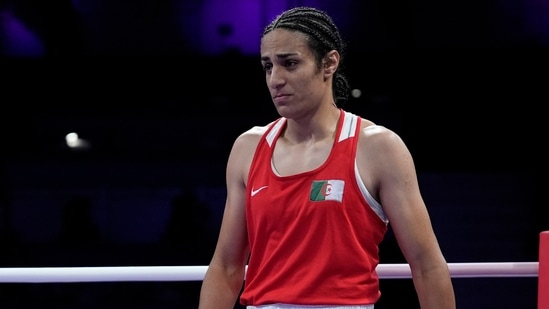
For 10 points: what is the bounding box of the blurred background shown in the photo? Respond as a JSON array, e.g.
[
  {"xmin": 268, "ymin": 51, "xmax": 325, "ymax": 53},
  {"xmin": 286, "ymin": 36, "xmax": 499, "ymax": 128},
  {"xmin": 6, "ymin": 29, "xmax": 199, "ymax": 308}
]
[{"xmin": 0, "ymin": 0, "xmax": 546, "ymax": 308}]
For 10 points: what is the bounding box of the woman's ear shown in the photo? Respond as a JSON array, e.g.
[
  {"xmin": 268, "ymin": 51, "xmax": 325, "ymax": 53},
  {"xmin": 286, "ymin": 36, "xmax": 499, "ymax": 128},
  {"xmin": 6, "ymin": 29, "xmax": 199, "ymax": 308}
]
[{"xmin": 323, "ymin": 50, "xmax": 340, "ymax": 76}]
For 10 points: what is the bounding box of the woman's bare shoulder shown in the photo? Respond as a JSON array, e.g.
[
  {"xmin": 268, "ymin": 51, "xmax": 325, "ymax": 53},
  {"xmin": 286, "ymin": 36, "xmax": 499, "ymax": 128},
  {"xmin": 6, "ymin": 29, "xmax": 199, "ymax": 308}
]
[
  {"xmin": 231, "ymin": 121, "xmax": 276, "ymax": 152},
  {"xmin": 359, "ymin": 119, "xmax": 389, "ymax": 138},
  {"xmin": 358, "ymin": 118, "xmax": 408, "ymax": 154},
  {"xmin": 237, "ymin": 123, "xmax": 271, "ymax": 141}
]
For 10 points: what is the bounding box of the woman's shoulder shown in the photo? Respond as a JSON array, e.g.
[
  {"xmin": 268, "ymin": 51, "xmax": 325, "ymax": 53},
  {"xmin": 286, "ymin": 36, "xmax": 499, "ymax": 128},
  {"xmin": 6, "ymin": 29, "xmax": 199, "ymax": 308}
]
[
  {"xmin": 232, "ymin": 118, "xmax": 281, "ymax": 149},
  {"xmin": 240, "ymin": 119, "xmax": 279, "ymax": 139},
  {"xmin": 357, "ymin": 115, "xmax": 395, "ymax": 135},
  {"xmin": 357, "ymin": 118, "xmax": 407, "ymax": 152}
]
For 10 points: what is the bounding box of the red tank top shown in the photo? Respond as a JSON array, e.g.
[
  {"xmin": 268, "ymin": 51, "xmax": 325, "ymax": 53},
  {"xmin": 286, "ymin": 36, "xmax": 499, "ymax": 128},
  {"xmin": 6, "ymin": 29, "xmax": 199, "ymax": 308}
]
[{"xmin": 240, "ymin": 109, "xmax": 388, "ymax": 306}]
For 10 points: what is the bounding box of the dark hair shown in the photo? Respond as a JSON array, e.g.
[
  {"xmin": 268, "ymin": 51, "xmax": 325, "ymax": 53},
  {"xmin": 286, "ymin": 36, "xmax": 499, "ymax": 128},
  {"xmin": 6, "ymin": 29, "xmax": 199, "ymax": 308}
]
[{"xmin": 262, "ymin": 6, "xmax": 351, "ymax": 107}]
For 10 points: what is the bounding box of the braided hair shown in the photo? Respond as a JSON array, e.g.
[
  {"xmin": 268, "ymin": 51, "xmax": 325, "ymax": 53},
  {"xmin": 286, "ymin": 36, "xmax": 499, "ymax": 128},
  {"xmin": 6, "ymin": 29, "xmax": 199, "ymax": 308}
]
[{"xmin": 262, "ymin": 7, "xmax": 351, "ymax": 107}]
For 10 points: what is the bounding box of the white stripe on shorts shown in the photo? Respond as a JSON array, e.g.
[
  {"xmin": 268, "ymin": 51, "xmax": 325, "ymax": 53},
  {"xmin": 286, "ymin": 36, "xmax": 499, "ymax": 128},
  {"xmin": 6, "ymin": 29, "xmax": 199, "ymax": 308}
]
[{"xmin": 247, "ymin": 304, "xmax": 374, "ymax": 309}]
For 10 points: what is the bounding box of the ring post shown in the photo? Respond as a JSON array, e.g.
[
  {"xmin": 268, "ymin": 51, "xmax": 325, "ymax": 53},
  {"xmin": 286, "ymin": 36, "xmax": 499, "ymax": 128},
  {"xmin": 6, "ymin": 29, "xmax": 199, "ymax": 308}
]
[{"xmin": 539, "ymin": 231, "xmax": 549, "ymax": 309}]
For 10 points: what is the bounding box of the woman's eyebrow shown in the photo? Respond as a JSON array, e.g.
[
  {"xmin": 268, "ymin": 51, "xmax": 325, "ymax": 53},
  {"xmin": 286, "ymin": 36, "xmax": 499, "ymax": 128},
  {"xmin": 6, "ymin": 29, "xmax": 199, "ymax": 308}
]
[{"xmin": 261, "ymin": 52, "xmax": 298, "ymax": 62}]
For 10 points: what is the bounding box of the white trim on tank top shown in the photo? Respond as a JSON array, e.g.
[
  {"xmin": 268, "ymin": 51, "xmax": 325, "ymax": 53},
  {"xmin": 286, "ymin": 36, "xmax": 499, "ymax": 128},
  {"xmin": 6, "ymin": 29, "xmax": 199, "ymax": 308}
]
[{"xmin": 355, "ymin": 161, "xmax": 388, "ymax": 224}]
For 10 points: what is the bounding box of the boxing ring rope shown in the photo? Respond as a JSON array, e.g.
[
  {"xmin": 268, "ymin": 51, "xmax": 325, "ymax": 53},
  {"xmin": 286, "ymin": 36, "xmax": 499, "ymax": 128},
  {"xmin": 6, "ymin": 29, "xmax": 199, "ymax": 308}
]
[
  {"xmin": 0, "ymin": 262, "xmax": 539, "ymax": 283},
  {"xmin": 0, "ymin": 231, "xmax": 547, "ymax": 308}
]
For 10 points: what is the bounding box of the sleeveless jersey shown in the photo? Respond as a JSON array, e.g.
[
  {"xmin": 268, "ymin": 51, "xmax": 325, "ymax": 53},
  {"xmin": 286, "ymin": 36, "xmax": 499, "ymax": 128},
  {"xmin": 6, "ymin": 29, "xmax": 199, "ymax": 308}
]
[{"xmin": 240, "ymin": 109, "xmax": 388, "ymax": 306}]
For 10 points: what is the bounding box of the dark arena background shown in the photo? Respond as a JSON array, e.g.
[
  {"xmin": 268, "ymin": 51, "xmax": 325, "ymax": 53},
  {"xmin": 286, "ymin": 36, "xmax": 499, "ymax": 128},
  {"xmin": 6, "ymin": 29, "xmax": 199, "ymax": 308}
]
[{"xmin": 0, "ymin": 0, "xmax": 547, "ymax": 308}]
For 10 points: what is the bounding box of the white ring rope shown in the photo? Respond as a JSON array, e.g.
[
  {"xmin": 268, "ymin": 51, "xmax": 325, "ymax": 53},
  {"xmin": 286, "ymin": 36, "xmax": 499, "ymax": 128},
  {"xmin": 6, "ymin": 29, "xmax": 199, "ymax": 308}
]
[{"xmin": 0, "ymin": 262, "xmax": 539, "ymax": 283}]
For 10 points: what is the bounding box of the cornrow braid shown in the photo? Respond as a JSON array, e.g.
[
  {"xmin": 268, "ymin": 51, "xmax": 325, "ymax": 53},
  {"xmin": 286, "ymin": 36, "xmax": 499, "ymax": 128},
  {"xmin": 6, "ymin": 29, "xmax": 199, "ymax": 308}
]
[{"xmin": 262, "ymin": 7, "xmax": 351, "ymax": 107}]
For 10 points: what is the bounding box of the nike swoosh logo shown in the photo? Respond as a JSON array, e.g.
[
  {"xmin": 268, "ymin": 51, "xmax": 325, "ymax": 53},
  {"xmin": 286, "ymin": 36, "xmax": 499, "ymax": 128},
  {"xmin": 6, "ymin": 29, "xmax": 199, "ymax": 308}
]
[{"xmin": 251, "ymin": 186, "xmax": 268, "ymax": 197}]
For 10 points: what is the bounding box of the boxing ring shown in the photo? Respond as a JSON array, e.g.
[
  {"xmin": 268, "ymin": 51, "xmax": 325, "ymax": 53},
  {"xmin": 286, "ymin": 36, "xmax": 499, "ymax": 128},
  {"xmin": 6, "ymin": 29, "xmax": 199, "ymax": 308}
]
[{"xmin": 1, "ymin": 231, "xmax": 547, "ymax": 308}]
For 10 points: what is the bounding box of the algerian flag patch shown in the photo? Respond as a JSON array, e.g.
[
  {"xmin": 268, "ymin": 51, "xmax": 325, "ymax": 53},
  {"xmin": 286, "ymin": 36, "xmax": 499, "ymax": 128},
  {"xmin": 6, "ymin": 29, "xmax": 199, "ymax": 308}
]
[{"xmin": 310, "ymin": 180, "xmax": 345, "ymax": 202}]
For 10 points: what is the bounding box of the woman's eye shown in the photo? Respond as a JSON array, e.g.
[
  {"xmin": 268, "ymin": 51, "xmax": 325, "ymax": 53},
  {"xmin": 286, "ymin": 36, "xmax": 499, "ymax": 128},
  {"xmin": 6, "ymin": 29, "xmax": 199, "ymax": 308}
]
[
  {"xmin": 285, "ymin": 61, "xmax": 297, "ymax": 68},
  {"xmin": 262, "ymin": 64, "xmax": 272, "ymax": 72}
]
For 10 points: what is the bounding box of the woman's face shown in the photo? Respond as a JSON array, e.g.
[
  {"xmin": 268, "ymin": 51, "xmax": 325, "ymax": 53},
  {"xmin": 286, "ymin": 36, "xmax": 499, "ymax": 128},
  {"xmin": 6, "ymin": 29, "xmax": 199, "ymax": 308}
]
[{"xmin": 260, "ymin": 29, "xmax": 329, "ymax": 118}]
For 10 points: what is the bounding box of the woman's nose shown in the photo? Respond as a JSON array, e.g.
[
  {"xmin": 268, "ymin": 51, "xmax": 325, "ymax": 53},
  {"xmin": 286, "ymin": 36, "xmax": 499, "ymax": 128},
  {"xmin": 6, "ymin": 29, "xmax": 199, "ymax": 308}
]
[{"xmin": 268, "ymin": 67, "xmax": 285, "ymax": 89}]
